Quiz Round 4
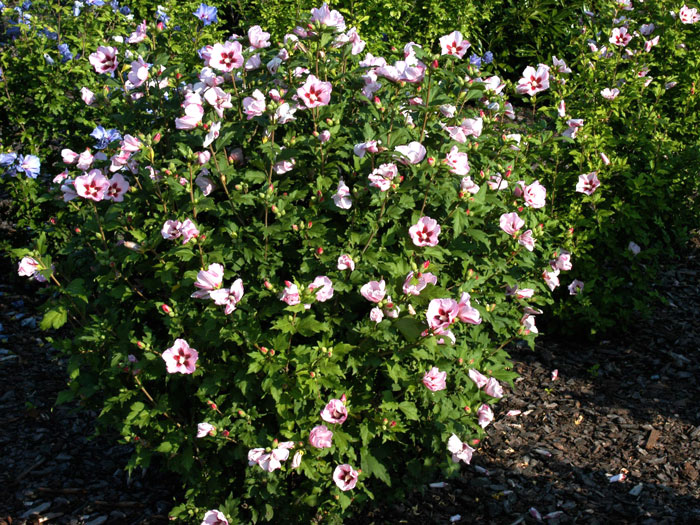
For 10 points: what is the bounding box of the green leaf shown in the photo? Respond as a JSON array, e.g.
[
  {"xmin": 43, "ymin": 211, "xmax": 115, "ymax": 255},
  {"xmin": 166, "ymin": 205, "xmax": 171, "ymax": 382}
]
[
  {"xmin": 393, "ymin": 317, "xmax": 423, "ymax": 342},
  {"xmin": 40, "ymin": 306, "xmax": 68, "ymax": 330},
  {"xmin": 361, "ymin": 448, "xmax": 391, "ymax": 485},
  {"xmin": 399, "ymin": 401, "xmax": 419, "ymax": 421}
]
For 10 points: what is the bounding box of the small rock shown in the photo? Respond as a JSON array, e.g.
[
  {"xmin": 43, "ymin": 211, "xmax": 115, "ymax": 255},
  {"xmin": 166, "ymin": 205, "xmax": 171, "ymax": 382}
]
[
  {"xmin": 84, "ymin": 516, "xmax": 108, "ymax": 525},
  {"xmin": 645, "ymin": 429, "xmax": 661, "ymax": 450},
  {"xmin": 683, "ymin": 462, "xmax": 698, "ymax": 481},
  {"xmin": 21, "ymin": 501, "xmax": 51, "ymax": 518}
]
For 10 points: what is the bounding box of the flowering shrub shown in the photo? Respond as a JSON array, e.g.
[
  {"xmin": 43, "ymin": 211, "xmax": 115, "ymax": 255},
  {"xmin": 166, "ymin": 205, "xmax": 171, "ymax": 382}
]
[{"xmin": 3, "ymin": 0, "xmax": 700, "ymax": 522}]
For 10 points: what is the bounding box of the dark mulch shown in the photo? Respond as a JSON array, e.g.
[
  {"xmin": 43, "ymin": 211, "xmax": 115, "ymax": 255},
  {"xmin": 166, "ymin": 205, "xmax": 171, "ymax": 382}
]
[{"xmin": 1, "ymin": 248, "xmax": 698, "ymax": 525}]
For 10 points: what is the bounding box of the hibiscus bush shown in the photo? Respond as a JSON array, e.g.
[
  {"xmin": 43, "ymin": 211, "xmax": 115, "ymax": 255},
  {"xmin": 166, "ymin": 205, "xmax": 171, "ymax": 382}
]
[
  {"xmin": 4, "ymin": 0, "xmax": 700, "ymax": 523},
  {"xmin": 6, "ymin": 3, "xmax": 577, "ymax": 522}
]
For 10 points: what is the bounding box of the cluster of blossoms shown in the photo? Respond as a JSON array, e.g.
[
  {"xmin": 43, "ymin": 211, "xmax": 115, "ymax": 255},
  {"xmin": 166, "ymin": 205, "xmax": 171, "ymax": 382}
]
[
  {"xmin": 161, "ymin": 219, "xmax": 200, "ymax": 245},
  {"xmin": 17, "ymin": 256, "xmax": 47, "ymax": 283},
  {"xmin": 0, "ymin": 152, "xmax": 41, "ymax": 179},
  {"xmin": 191, "ymin": 264, "xmax": 245, "ymax": 315}
]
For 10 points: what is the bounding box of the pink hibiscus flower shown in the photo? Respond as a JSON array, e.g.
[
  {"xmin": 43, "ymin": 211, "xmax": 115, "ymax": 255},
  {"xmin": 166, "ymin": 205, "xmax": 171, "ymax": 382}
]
[
  {"xmin": 439, "ymin": 31, "xmax": 471, "ymax": 58},
  {"xmin": 333, "ymin": 464, "xmax": 359, "ymax": 491},
  {"xmin": 499, "ymin": 212, "xmax": 524, "ymax": 235},
  {"xmin": 89, "ymin": 46, "xmax": 118, "ymax": 74},
  {"xmin": 320, "ymin": 398, "xmax": 348, "ymax": 424},
  {"xmin": 297, "ymin": 75, "xmax": 332, "ymax": 108},
  {"xmin": 423, "ymin": 367, "xmax": 447, "ymax": 391},
  {"xmin": 576, "ymin": 172, "xmax": 600, "ymax": 195},
  {"xmin": 516, "ymin": 65, "xmax": 550, "ymax": 96},
  {"xmin": 309, "ymin": 425, "xmax": 333, "ymax": 449},
  {"xmin": 210, "ymin": 279, "xmax": 244, "ymax": 314},
  {"xmin": 447, "ymin": 434, "xmax": 474, "ymax": 464},
  {"xmin": 74, "ymin": 169, "xmax": 109, "ymax": 202},
  {"xmin": 162, "ymin": 339, "xmax": 199, "ymax": 374},
  {"xmin": 426, "ymin": 298, "xmax": 459, "ymax": 332},
  {"xmin": 208, "ymin": 41, "xmax": 244, "ymax": 72},
  {"xmin": 361, "ymin": 279, "xmax": 386, "ymax": 302},
  {"xmin": 409, "ymin": 216, "xmax": 441, "ymax": 247}
]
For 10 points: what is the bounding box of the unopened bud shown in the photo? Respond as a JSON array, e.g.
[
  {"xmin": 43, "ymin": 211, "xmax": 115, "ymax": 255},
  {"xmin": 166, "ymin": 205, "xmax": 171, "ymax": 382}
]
[
  {"xmin": 427, "ymin": 157, "xmax": 435, "ymax": 166},
  {"xmin": 390, "ymin": 420, "xmax": 396, "ymax": 427},
  {"xmin": 264, "ymin": 280, "xmax": 273, "ymax": 290},
  {"xmin": 222, "ymin": 430, "xmax": 230, "ymax": 437},
  {"xmin": 269, "ymin": 349, "xmax": 275, "ymax": 356},
  {"xmin": 260, "ymin": 346, "xmax": 268, "ymax": 354},
  {"xmin": 340, "ymin": 393, "xmax": 347, "ymax": 403},
  {"xmin": 432, "ymin": 59, "xmax": 439, "ymax": 69},
  {"xmin": 161, "ymin": 304, "xmax": 172, "ymax": 314},
  {"xmin": 310, "ymin": 371, "xmax": 315, "ymax": 378},
  {"xmin": 136, "ymin": 341, "xmax": 145, "ymax": 348},
  {"xmin": 316, "ymin": 247, "xmax": 324, "ymax": 255}
]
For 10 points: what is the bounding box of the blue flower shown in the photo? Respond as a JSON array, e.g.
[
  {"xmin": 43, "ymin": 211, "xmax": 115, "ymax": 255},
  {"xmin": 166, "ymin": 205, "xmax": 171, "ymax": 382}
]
[
  {"xmin": 39, "ymin": 27, "xmax": 58, "ymax": 39},
  {"xmin": 85, "ymin": 0, "xmax": 105, "ymax": 6},
  {"xmin": 469, "ymin": 53, "xmax": 482, "ymax": 68},
  {"xmin": 16, "ymin": 154, "xmax": 41, "ymax": 179},
  {"xmin": 193, "ymin": 3, "xmax": 217, "ymax": 25},
  {"xmin": 0, "ymin": 153, "xmax": 17, "ymax": 167},
  {"xmin": 119, "ymin": 5, "xmax": 130, "ymax": 15},
  {"xmin": 90, "ymin": 126, "xmax": 122, "ymax": 149},
  {"xmin": 58, "ymin": 43, "xmax": 73, "ymax": 62},
  {"xmin": 0, "ymin": 2, "xmax": 6, "ymax": 10},
  {"xmin": 156, "ymin": 5, "xmax": 169, "ymax": 26},
  {"xmin": 21, "ymin": 0, "xmax": 31, "ymax": 10},
  {"xmin": 482, "ymin": 51, "xmax": 494, "ymax": 64}
]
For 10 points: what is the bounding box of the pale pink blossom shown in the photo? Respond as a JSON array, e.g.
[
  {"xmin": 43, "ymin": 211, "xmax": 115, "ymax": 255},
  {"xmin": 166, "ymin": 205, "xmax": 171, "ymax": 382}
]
[
  {"xmin": 321, "ymin": 398, "xmax": 348, "ymax": 424},
  {"xmin": 311, "ymin": 3, "xmax": 346, "ymax": 31},
  {"xmin": 332, "ymin": 178, "xmax": 352, "ymax": 209},
  {"xmin": 426, "ymin": 298, "xmax": 459, "ymax": 332},
  {"xmin": 202, "ymin": 121, "xmax": 221, "ymax": 148},
  {"xmin": 297, "ymin": 74, "xmax": 332, "ymax": 108},
  {"xmin": 80, "ymin": 87, "xmax": 96, "ymax": 105},
  {"xmin": 76, "ymin": 149, "xmax": 94, "ymax": 171},
  {"xmin": 273, "ymin": 158, "xmax": 295, "ymax": 174},
  {"xmin": 337, "ymin": 254, "xmax": 355, "ymax": 271},
  {"xmin": 121, "ymin": 135, "xmax": 142, "ymax": 153},
  {"xmin": 552, "ymin": 55, "xmax": 571, "ymax": 74},
  {"xmin": 162, "ymin": 339, "xmax": 198, "ymax": 374},
  {"xmin": 309, "ymin": 425, "xmax": 333, "ymax": 448},
  {"xmin": 368, "ymin": 163, "xmax": 398, "ymax": 191},
  {"xmin": 161, "ymin": 220, "xmax": 181, "ymax": 240},
  {"xmin": 250, "ymin": 441, "xmax": 294, "ymax": 472},
  {"xmin": 204, "ymin": 87, "xmax": 233, "ymax": 118},
  {"xmin": 180, "ymin": 219, "xmax": 200, "ymax": 244},
  {"xmin": 359, "ymin": 52, "xmax": 386, "ymax": 68},
  {"xmin": 500, "ymin": 212, "xmax": 524, "ymax": 235},
  {"xmin": 552, "ymin": 251, "xmax": 572, "ymax": 271},
  {"xmin": 610, "ymin": 27, "xmax": 633, "ymax": 46},
  {"xmin": 309, "ymin": 276, "xmax": 334, "ymax": 302},
  {"xmin": 248, "ymin": 25, "xmax": 270, "ymax": 48},
  {"xmin": 457, "ymin": 292, "xmax": 481, "ymax": 325},
  {"xmin": 439, "ymin": 31, "xmax": 471, "ymax": 58},
  {"xmin": 127, "ymin": 57, "xmax": 150, "ymax": 89},
  {"xmin": 18, "ymin": 257, "xmax": 41, "ymax": 279},
  {"xmin": 518, "ymin": 230, "xmax": 536, "ymax": 252},
  {"xmin": 516, "ymin": 65, "xmax": 550, "ymax": 96},
  {"xmin": 395, "ymin": 141, "xmax": 426, "ymax": 164},
  {"xmin": 557, "ymin": 100, "xmax": 566, "ymax": 117},
  {"xmin": 197, "ymin": 422, "xmax": 215, "ymax": 437},
  {"xmin": 242, "ymin": 89, "xmax": 266, "ymax": 119},
  {"xmin": 245, "ymin": 54, "xmax": 261, "ymax": 71},
  {"xmin": 105, "ymin": 173, "xmax": 130, "ymax": 202},
  {"xmin": 640, "ymin": 23, "xmax": 655, "ymax": 35},
  {"xmin": 75, "ymin": 169, "xmax": 109, "ymax": 202},
  {"xmin": 521, "ymin": 313, "xmax": 539, "ymax": 334},
  {"xmin": 482, "ymin": 76, "xmax": 505, "ymax": 94},
  {"xmin": 201, "ymin": 510, "xmax": 228, "ymax": 525},
  {"xmin": 128, "ymin": 20, "xmax": 148, "ymax": 44},
  {"xmin": 477, "ymin": 404, "xmax": 494, "ymax": 428},
  {"xmin": 469, "ymin": 369, "xmax": 488, "ymax": 389},
  {"xmin": 280, "ymin": 281, "xmax": 300, "ymax": 305},
  {"xmin": 444, "ymin": 146, "xmax": 470, "ymax": 175},
  {"xmin": 89, "ymin": 46, "xmax": 118, "ymax": 74},
  {"xmin": 460, "ymin": 176, "xmax": 480, "ymax": 195},
  {"xmin": 562, "ymin": 118, "xmax": 584, "ymax": 139},
  {"xmin": 542, "ymin": 268, "xmax": 560, "ymax": 291},
  {"xmin": 423, "ymin": 367, "xmax": 447, "ymax": 391},
  {"xmin": 484, "ymin": 377, "xmax": 504, "ymax": 398},
  {"xmin": 273, "ymin": 102, "xmax": 297, "ymax": 124},
  {"xmin": 409, "ymin": 216, "xmax": 441, "ymax": 247},
  {"xmin": 680, "ymin": 5, "xmax": 700, "ymax": 23},
  {"xmin": 361, "ymin": 279, "xmax": 386, "ymax": 303},
  {"xmin": 208, "ymin": 41, "xmax": 244, "ymax": 72},
  {"xmin": 291, "ymin": 451, "xmax": 302, "ymax": 469},
  {"xmin": 601, "ymin": 88, "xmax": 620, "ymax": 99},
  {"xmin": 447, "ymin": 434, "xmax": 474, "ymax": 465},
  {"xmin": 62, "ymin": 149, "xmax": 79, "ymax": 164},
  {"xmin": 644, "ymin": 36, "xmax": 660, "ymax": 52},
  {"xmin": 488, "ymin": 174, "xmax": 508, "ymax": 190},
  {"xmin": 576, "ymin": 172, "xmax": 600, "ymax": 195},
  {"xmin": 191, "ymin": 263, "xmax": 224, "ymax": 299},
  {"xmin": 369, "ymin": 307, "xmax": 384, "ymax": 323},
  {"xmin": 522, "ymin": 181, "xmax": 546, "ymax": 208},
  {"xmin": 175, "ymin": 93, "xmax": 205, "ymax": 130},
  {"xmin": 568, "ymin": 279, "xmax": 585, "ymax": 295},
  {"xmin": 403, "ymin": 271, "xmax": 437, "ymax": 295},
  {"xmin": 333, "ymin": 464, "xmax": 359, "ymax": 491},
  {"xmin": 198, "ymin": 67, "xmax": 224, "ymax": 88},
  {"xmin": 353, "ymin": 140, "xmax": 380, "ymax": 157}
]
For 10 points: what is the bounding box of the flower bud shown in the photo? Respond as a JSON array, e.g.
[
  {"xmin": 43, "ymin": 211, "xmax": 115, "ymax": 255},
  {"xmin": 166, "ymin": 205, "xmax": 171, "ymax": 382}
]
[
  {"xmin": 340, "ymin": 393, "xmax": 347, "ymax": 403},
  {"xmin": 427, "ymin": 157, "xmax": 435, "ymax": 166},
  {"xmin": 222, "ymin": 430, "xmax": 230, "ymax": 437},
  {"xmin": 161, "ymin": 304, "xmax": 172, "ymax": 314},
  {"xmin": 153, "ymin": 132, "xmax": 161, "ymax": 144},
  {"xmin": 269, "ymin": 349, "xmax": 275, "ymax": 356},
  {"xmin": 264, "ymin": 280, "xmax": 273, "ymax": 290},
  {"xmin": 136, "ymin": 341, "xmax": 145, "ymax": 348},
  {"xmin": 316, "ymin": 247, "xmax": 324, "ymax": 255},
  {"xmin": 432, "ymin": 59, "xmax": 439, "ymax": 69},
  {"xmin": 310, "ymin": 371, "xmax": 316, "ymax": 378},
  {"xmin": 237, "ymin": 409, "xmax": 246, "ymax": 417}
]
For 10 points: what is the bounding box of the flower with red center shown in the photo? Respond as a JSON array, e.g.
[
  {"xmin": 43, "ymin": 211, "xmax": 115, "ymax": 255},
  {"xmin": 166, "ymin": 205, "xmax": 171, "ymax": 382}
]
[
  {"xmin": 320, "ymin": 398, "xmax": 348, "ymax": 424},
  {"xmin": 477, "ymin": 404, "xmax": 494, "ymax": 428},
  {"xmin": 360, "ymin": 279, "xmax": 386, "ymax": 303},
  {"xmin": 208, "ymin": 41, "xmax": 244, "ymax": 72},
  {"xmin": 516, "ymin": 65, "xmax": 550, "ymax": 96},
  {"xmin": 105, "ymin": 174, "xmax": 130, "ymax": 202},
  {"xmin": 333, "ymin": 464, "xmax": 359, "ymax": 491},
  {"xmin": 297, "ymin": 74, "xmax": 332, "ymax": 109},
  {"xmin": 576, "ymin": 172, "xmax": 600, "ymax": 195},
  {"xmin": 426, "ymin": 298, "xmax": 459, "ymax": 332},
  {"xmin": 409, "ymin": 216, "xmax": 441, "ymax": 247},
  {"xmin": 309, "ymin": 425, "xmax": 333, "ymax": 448},
  {"xmin": 499, "ymin": 212, "xmax": 524, "ymax": 235},
  {"xmin": 162, "ymin": 339, "xmax": 199, "ymax": 374},
  {"xmin": 439, "ymin": 30, "xmax": 471, "ymax": 58},
  {"xmin": 609, "ymin": 27, "xmax": 633, "ymax": 46},
  {"xmin": 443, "ymin": 146, "xmax": 470, "ymax": 175},
  {"xmin": 368, "ymin": 163, "xmax": 398, "ymax": 191},
  {"xmin": 88, "ymin": 46, "xmax": 118, "ymax": 74},
  {"xmin": 201, "ymin": 510, "xmax": 228, "ymax": 525},
  {"xmin": 308, "ymin": 276, "xmax": 334, "ymax": 302},
  {"xmin": 447, "ymin": 434, "xmax": 475, "ymax": 464},
  {"xmin": 403, "ymin": 271, "xmax": 437, "ymax": 295},
  {"xmin": 192, "ymin": 263, "xmax": 224, "ymax": 299},
  {"xmin": 74, "ymin": 169, "xmax": 109, "ymax": 202},
  {"xmin": 210, "ymin": 279, "xmax": 244, "ymax": 314}
]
